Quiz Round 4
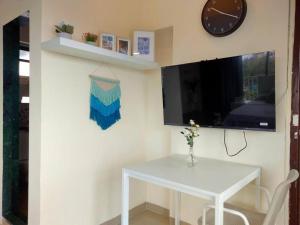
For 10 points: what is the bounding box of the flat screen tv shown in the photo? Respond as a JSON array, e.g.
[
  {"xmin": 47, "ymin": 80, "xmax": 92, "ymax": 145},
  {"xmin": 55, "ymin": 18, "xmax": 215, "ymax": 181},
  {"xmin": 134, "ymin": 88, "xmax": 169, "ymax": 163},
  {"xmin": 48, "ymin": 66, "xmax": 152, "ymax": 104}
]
[{"xmin": 161, "ymin": 51, "xmax": 276, "ymax": 131}]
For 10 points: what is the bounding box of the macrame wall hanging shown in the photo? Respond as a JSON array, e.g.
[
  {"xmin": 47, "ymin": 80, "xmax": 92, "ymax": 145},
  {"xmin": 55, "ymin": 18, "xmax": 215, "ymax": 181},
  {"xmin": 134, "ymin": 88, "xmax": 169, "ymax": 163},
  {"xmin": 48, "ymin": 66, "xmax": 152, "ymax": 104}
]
[{"xmin": 89, "ymin": 73, "xmax": 121, "ymax": 130}]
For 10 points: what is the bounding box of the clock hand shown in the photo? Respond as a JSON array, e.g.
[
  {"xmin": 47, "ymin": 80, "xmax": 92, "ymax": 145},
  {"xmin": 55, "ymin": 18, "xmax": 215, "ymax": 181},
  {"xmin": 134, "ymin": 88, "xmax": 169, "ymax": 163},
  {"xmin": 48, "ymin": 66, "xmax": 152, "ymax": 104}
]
[{"xmin": 210, "ymin": 7, "xmax": 239, "ymax": 19}]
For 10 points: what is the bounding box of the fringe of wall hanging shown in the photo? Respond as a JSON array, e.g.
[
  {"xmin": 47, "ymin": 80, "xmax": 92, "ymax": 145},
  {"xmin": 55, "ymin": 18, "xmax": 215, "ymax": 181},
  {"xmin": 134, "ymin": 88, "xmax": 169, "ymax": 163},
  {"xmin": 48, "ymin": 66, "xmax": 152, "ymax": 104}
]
[{"xmin": 89, "ymin": 75, "xmax": 121, "ymax": 130}]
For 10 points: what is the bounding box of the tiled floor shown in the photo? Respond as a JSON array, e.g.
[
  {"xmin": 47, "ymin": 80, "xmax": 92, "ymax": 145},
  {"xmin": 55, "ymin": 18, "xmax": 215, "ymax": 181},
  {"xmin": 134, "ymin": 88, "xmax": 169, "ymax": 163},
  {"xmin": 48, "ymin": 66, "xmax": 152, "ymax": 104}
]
[
  {"xmin": 1, "ymin": 211, "xmax": 189, "ymax": 225},
  {"xmin": 131, "ymin": 211, "xmax": 170, "ymax": 225},
  {"xmin": 1, "ymin": 219, "xmax": 11, "ymax": 225},
  {"xmin": 131, "ymin": 211, "xmax": 189, "ymax": 225}
]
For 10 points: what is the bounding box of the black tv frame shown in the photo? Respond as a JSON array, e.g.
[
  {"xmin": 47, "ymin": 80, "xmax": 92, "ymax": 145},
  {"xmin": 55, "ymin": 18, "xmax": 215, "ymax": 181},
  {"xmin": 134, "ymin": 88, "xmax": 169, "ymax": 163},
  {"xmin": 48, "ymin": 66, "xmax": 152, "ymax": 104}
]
[{"xmin": 161, "ymin": 51, "xmax": 276, "ymax": 132}]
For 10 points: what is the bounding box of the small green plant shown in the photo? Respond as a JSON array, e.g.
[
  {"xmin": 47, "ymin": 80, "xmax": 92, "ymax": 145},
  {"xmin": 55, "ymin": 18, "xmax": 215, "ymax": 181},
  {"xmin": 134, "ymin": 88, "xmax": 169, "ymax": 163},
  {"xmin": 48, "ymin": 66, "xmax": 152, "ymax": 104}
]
[
  {"xmin": 55, "ymin": 23, "xmax": 74, "ymax": 34},
  {"xmin": 83, "ymin": 32, "xmax": 98, "ymax": 42}
]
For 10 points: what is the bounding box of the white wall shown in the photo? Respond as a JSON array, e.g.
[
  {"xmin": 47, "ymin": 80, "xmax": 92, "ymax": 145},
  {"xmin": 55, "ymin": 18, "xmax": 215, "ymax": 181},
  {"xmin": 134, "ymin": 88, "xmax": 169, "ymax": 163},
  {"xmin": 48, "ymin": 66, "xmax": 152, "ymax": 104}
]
[
  {"xmin": 141, "ymin": 0, "xmax": 294, "ymax": 224},
  {"xmin": 39, "ymin": 0, "xmax": 154, "ymax": 224},
  {"xmin": 40, "ymin": 52, "xmax": 149, "ymax": 225},
  {"xmin": 144, "ymin": 69, "xmax": 171, "ymax": 209},
  {"xmin": 0, "ymin": 0, "xmax": 295, "ymax": 224},
  {"xmin": 0, "ymin": 1, "xmax": 42, "ymax": 224},
  {"xmin": 41, "ymin": 0, "xmax": 145, "ymax": 42}
]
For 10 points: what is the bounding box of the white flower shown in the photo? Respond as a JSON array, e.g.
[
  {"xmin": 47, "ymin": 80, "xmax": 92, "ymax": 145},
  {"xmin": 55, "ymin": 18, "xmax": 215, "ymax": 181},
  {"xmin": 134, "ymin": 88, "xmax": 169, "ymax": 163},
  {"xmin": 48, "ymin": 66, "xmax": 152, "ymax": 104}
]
[
  {"xmin": 190, "ymin": 120, "xmax": 195, "ymax": 125},
  {"xmin": 181, "ymin": 119, "xmax": 200, "ymax": 146}
]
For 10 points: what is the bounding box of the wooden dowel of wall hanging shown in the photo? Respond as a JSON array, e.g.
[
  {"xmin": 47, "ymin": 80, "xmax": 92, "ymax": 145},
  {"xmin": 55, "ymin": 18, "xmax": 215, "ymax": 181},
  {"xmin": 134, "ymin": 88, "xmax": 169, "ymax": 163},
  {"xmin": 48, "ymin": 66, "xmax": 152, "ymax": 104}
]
[{"xmin": 89, "ymin": 75, "xmax": 120, "ymax": 84}]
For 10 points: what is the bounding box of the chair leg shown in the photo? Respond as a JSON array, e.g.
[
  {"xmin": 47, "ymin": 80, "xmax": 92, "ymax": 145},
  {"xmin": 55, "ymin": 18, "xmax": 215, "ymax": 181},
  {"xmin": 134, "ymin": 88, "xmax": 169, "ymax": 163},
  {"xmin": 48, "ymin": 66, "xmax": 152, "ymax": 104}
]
[
  {"xmin": 202, "ymin": 206, "xmax": 208, "ymax": 225},
  {"xmin": 201, "ymin": 204, "xmax": 250, "ymax": 225}
]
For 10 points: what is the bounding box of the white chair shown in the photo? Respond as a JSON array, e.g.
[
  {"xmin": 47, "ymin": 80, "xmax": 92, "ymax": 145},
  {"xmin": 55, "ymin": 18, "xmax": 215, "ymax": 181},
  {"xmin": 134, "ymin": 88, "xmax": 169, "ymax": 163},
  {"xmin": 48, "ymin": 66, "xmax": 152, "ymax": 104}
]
[{"xmin": 198, "ymin": 169, "xmax": 299, "ymax": 225}]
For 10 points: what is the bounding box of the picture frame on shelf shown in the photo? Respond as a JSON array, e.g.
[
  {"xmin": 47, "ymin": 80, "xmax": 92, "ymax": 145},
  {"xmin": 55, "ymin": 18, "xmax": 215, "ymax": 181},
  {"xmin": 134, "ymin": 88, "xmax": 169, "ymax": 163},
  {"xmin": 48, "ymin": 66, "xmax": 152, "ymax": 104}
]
[
  {"xmin": 117, "ymin": 38, "xmax": 131, "ymax": 55},
  {"xmin": 100, "ymin": 33, "xmax": 116, "ymax": 51},
  {"xmin": 133, "ymin": 31, "xmax": 155, "ymax": 61}
]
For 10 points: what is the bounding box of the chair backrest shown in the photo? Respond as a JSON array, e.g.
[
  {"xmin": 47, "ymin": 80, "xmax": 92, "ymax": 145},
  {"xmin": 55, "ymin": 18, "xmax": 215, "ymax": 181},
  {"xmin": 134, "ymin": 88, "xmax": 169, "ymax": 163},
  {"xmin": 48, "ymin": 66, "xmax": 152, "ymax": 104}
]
[{"xmin": 262, "ymin": 169, "xmax": 299, "ymax": 225}]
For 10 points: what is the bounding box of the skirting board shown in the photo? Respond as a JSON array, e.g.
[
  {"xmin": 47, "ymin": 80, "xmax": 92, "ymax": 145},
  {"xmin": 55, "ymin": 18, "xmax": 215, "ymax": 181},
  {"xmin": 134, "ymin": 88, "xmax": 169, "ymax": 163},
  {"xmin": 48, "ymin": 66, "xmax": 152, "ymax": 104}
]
[{"xmin": 100, "ymin": 202, "xmax": 189, "ymax": 225}]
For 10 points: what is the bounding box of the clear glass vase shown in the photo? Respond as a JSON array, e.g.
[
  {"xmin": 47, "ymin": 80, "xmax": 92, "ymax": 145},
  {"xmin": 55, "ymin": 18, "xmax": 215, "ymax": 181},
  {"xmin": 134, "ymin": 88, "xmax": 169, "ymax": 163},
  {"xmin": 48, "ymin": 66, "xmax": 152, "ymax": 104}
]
[{"xmin": 187, "ymin": 145, "xmax": 198, "ymax": 167}]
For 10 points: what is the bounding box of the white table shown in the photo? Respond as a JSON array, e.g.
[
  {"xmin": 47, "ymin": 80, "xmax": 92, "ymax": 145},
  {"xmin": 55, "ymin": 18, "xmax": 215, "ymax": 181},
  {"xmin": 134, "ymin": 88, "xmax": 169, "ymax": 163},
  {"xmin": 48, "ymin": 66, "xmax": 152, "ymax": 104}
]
[{"xmin": 122, "ymin": 155, "xmax": 261, "ymax": 225}]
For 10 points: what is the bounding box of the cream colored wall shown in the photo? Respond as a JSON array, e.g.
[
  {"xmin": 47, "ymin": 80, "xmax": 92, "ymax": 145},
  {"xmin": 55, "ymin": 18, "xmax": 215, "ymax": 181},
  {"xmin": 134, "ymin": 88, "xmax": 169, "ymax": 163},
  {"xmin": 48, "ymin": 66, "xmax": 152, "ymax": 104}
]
[
  {"xmin": 141, "ymin": 0, "xmax": 294, "ymax": 225},
  {"xmin": 40, "ymin": 0, "xmax": 150, "ymax": 224},
  {"xmin": 42, "ymin": 0, "xmax": 145, "ymax": 42},
  {"xmin": 144, "ymin": 27, "xmax": 174, "ymax": 209},
  {"xmin": 144, "ymin": 69, "xmax": 171, "ymax": 210},
  {"xmin": 40, "ymin": 52, "xmax": 148, "ymax": 225},
  {"xmin": 0, "ymin": 0, "xmax": 295, "ymax": 224},
  {"xmin": 0, "ymin": 1, "xmax": 42, "ymax": 225}
]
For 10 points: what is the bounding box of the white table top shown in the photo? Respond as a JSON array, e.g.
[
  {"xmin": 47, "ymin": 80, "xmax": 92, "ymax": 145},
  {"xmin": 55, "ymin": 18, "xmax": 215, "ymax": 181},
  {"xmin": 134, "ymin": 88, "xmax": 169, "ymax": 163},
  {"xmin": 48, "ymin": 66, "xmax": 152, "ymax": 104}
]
[{"xmin": 124, "ymin": 154, "xmax": 261, "ymax": 198}]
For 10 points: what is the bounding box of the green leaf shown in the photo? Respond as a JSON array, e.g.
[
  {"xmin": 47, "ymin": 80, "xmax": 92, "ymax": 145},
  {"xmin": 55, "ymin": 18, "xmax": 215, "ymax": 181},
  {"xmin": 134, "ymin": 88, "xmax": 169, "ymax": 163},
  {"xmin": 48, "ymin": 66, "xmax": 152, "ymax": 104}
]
[
  {"xmin": 65, "ymin": 25, "xmax": 74, "ymax": 34},
  {"xmin": 55, "ymin": 24, "xmax": 74, "ymax": 34},
  {"xmin": 55, "ymin": 25, "xmax": 63, "ymax": 33}
]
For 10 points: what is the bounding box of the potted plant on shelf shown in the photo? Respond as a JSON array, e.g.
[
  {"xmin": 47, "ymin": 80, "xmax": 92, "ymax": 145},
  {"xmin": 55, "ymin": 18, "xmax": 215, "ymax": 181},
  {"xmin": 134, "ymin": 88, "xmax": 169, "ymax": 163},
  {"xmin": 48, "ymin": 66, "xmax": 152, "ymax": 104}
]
[
  {"xmin": 83, "ymin": 32, "xmax": 98, "ymax": 46},
  {"xmin": 55, "ymin": 22, "xmax": 74, "ymax": 39}
]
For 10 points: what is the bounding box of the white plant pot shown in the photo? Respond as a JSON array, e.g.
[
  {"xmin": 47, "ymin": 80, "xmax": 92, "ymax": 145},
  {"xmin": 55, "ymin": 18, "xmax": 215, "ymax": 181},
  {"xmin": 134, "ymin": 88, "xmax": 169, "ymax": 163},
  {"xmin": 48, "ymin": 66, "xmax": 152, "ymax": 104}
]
[{"xmin": 57, "ymin": 32, "xmax": 72, "ymax": 39}]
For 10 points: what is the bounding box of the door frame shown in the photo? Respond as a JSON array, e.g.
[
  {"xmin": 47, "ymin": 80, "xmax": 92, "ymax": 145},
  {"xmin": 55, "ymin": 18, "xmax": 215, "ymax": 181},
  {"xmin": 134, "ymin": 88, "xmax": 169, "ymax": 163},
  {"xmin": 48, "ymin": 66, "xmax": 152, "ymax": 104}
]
[
  {"xmin": 2, "ymin": 15, "xmax": 29, "ymax": 225},
  {"xmin": 290, "ymin": 0, "xmax": 300, "ymax": 225}
]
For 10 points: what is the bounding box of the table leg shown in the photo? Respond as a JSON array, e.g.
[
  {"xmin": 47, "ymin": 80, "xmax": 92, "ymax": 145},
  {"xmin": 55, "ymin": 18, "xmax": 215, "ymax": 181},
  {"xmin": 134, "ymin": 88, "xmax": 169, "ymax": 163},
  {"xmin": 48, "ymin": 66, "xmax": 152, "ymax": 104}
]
[
  {"xmin": 255, "ymin": 175, "xmax": 261, "ymax": 211},
  {"xmin": 122, "ymin": 170, "xmax": 129, "ymax": 225},
  {"xmin": 174, "ymin": 191, "xmax": 181, "ymax": 225},
  {"xmin": 215, "ymin": 197, "xmax": 224, "ymax": 225}
]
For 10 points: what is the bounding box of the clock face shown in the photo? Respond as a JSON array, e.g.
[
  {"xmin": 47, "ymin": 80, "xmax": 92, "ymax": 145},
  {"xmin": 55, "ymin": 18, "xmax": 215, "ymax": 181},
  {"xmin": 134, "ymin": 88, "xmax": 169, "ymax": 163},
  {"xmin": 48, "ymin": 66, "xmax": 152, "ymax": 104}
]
[{"xmin": 201, "ymin": 0, "xmax": 247, "ymax": 37}]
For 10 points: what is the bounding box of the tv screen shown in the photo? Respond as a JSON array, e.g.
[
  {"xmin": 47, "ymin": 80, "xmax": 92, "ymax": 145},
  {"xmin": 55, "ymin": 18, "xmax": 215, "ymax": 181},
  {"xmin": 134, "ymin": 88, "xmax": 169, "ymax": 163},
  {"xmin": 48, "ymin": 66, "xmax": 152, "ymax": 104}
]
[{"xmin": 161, "ymin": 51, "xmax": 276, "ymax": 131}]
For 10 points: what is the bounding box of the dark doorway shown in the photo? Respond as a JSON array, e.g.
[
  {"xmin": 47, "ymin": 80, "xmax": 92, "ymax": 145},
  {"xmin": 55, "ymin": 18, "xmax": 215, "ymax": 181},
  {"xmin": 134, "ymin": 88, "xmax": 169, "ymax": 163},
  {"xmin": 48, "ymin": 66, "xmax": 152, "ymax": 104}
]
[
  {"xmin": 290, "ymin": 1, "xmax": 300, "ymax": 225},
  {"xmin": 2, "ymin": 12, "xmax": 29, "ymax": 225}
]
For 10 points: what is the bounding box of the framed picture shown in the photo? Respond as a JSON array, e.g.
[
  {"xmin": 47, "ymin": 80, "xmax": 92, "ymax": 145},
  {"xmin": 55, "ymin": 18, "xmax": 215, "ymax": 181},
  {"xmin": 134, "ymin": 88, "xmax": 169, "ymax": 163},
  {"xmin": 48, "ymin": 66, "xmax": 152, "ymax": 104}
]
[
  {"xmin": 133, "ymin": 31, "xmax": 155, "ymax": 61},
  {"xmin": 117, "ymin": 38, "xmax": 131, "ymax": 55},
  {"xmin": 100, "ymin": 33, "xmax": 116, "ymax": 51}
]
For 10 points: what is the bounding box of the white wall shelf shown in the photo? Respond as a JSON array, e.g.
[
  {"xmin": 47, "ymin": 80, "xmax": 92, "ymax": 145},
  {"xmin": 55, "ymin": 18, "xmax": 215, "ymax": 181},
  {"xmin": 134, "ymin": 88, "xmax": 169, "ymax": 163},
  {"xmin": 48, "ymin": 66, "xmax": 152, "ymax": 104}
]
[{"xmin": 41, "ymin": 37, "xmax": 160, "ymax": 71}]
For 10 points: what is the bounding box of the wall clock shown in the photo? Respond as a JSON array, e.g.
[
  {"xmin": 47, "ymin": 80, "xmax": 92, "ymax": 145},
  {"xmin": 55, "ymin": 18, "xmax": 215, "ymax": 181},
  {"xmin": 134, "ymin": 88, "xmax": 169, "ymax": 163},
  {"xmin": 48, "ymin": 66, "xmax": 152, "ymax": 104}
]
[{"xmin": 201, "ymin": 0, "xmax": 247, "ymax": 37}]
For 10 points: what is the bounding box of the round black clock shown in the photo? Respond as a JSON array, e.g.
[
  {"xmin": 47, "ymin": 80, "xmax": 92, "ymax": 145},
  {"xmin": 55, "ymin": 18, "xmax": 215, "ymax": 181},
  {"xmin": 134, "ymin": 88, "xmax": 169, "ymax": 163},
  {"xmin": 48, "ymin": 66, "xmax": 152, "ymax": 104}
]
[{"xmin": 201, "ymin": 0, "xmax": 247, "ymax": 37}]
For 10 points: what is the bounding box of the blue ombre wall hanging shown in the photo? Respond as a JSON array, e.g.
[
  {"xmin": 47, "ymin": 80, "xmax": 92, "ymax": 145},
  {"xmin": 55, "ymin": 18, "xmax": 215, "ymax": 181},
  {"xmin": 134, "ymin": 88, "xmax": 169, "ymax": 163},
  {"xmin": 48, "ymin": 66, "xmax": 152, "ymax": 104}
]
[{"xmin": 89, "ymin": 75, "xmax": 121, "ymax": 130}]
